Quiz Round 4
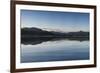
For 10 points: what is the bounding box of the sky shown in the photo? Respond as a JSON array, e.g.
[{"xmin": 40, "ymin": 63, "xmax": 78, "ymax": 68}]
[{"xmin": 21, "ymin": 10, "xmax": 90, "ymax": 32}]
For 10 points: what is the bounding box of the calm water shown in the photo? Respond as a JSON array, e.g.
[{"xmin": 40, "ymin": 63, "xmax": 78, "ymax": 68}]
[{"xmin": 21, "ymin": 39, "xmax": 89, "ymax": 63}]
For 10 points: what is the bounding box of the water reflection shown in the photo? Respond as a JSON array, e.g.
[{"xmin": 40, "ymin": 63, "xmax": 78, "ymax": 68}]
[
  {"xmin": 21, "ymin": 38, "xmax": 89, "ymax": 63},
  {"xmin": 21, "ymin": 37, "xmax": 89, "ymax": 45}
]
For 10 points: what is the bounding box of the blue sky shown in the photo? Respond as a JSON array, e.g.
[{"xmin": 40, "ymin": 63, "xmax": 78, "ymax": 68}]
[{"xmin": 21, "ymin": 10, "xmax": 89, "ymax": 32}]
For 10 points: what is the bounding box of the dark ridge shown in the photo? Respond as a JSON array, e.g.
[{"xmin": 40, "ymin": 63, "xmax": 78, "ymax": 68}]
[
  {"xmin": 21, "ymin": 27, "xmax": 89, "ymax": 45},
  {"xmin": 21, "ymin": 27, "xmax": 89, "ymax": 38}
]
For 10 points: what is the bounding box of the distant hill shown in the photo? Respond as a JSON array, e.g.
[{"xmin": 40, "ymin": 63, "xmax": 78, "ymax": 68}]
[{"xmin": 21, "ymin": 27, "xmax": 89, "ymax": 38}]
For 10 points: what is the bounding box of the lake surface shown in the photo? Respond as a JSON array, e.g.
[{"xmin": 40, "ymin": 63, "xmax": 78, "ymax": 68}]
[{"xmin": 21, "ymin": 38, "xmax": 89, "ymax": 63}]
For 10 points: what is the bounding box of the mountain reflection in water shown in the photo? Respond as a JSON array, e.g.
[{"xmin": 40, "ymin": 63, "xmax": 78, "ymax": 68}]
[{"xmin": 21, "ymin": 37, "xmax": 89, "ymax": 45}]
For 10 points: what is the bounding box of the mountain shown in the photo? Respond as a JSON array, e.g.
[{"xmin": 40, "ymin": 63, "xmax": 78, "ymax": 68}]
[
  {"xmin": 21, "ymin": 27, "xmax": 54, "ymax": 36},
  {"xmin": 21, "ymin": 27, "xmax": 89, "ymax": 38}
]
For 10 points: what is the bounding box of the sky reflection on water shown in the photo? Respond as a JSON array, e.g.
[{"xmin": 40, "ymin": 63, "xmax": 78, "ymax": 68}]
[{"xmin": 21, "ymin": 39, "xmax": 89, "ymax": 63}]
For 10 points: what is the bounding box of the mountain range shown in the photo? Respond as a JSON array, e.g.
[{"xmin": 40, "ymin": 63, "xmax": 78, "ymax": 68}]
[{"xmin": 21, "ymin": 27, "xmax": 89, "ymax": 38}]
